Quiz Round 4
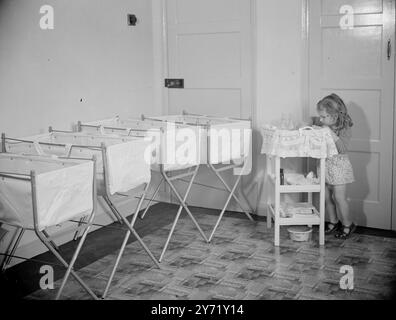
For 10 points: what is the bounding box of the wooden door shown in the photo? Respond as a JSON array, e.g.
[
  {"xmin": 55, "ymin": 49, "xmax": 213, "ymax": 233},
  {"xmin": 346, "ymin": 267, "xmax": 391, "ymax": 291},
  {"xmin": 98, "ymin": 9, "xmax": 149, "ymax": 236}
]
[{"xmin": 309, "ymin": 0, "xmax": 395, "ymax": 229}]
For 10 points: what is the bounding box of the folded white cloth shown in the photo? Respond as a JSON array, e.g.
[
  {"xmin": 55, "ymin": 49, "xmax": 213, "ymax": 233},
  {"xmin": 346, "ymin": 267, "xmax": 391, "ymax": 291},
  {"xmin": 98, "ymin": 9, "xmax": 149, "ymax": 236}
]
[
  {"xmin": 261, "ymin": 126, "xmax": 338, "ymax": 159},
  {"xmin": 285, "ymin": 172, "xmax": 319, "ymax": 185},
  {"xmin": 280, "ymin": 203, "xmax": 315, "ymax": 217}
]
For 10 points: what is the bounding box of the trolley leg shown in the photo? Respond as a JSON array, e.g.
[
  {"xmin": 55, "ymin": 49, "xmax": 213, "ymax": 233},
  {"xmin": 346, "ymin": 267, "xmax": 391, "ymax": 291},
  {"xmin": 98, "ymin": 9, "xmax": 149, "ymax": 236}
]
[
  {"xmin": 307, "ymin": 192, "xmax": 313, "ymax": 228},
  {"xmin": 267, "ymin": 209, "xmax": 272, "ymax": 228},
  {"xmin": 274, "ymin": 156, "xmax": 280, "ymax": 246},
  {"xmin": 274, "ymin": 221, "xmax": 280, "ymax": 246},
  {"xmin": 319, "ymin": 158, "xmax": 325, "ymax": 246},
  {"xmin": 266, "ymin": 155, "xmax": 272, "ymax": 229}
]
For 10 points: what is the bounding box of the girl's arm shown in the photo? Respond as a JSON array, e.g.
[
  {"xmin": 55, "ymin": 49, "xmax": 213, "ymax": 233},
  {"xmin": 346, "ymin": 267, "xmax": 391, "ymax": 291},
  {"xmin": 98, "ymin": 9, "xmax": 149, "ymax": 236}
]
[{"xmin": 329, "ymin": 128, "xmax": 351, "ymax": 153}]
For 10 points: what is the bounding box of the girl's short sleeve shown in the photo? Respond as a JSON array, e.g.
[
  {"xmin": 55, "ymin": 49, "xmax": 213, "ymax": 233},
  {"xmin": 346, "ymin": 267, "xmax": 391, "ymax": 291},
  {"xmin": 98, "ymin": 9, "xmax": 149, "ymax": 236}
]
[{"xmin": 335, "ymin": 128, "xmax": 352, "ymax": 153}]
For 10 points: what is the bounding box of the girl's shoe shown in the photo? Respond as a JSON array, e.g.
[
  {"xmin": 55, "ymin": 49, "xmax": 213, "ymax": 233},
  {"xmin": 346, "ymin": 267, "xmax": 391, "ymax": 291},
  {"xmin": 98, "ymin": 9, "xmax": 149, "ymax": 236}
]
[
  {"xmin": 335, "ymin": 223, "xmax": 356, "ymax": 239},
  {"xmin": 325, "ymin": 220, "xmax": 342, "ymax": 234}
]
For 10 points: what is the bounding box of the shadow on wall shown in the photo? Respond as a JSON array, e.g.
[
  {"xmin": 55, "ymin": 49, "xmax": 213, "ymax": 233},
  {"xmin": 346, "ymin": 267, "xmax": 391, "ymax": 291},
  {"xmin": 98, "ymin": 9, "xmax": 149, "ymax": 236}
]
[
  {"xmin": 234, "ymin": 128, "xmax": 264, "ymax": 215},
  {"xmin": 347, "ymin": 101, "xmax": 370, "ymax": 227}
]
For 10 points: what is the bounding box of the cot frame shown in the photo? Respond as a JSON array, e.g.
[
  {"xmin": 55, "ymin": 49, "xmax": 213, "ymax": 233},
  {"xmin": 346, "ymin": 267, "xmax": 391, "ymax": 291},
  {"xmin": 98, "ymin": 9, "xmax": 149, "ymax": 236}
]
[
  {"xmin": 0, "ymin": 155, "xmax": 99, "ymax": 300},
  {"xmin": 1, "ymin": 131, "xmax": 161, "ymax": 298},
  {"xmin": 141, "ymin": 111, "xmax": 255, "ymax": 242},
  {"xmin": 77, "ymin": 120, "xmax": 209, "ymax": 264}
]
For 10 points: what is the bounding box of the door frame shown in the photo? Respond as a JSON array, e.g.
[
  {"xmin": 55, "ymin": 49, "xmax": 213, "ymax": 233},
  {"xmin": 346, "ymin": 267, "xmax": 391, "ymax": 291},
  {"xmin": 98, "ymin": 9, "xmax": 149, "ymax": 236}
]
[
  {"xmin": 305, "ymin": 0, "xmax": 396, "ymax": 230},
  {"xmin": 151, "ymin": 0, "xmax": 168, "ymax": 116},
  {"xmin": 393, "ymin": 0, "xmax": 396, "ymax": 231},
  {"xmin": 393, "ymin": 23, "xmax": 396, "ymax": 230}
]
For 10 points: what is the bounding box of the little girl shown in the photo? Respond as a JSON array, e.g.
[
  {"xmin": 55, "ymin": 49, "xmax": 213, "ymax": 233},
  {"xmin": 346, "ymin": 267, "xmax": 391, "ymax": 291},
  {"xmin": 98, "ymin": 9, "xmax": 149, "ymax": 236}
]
[{"xmin": 316, "ymin": 93, "xmax": 356, "ymax": 239}]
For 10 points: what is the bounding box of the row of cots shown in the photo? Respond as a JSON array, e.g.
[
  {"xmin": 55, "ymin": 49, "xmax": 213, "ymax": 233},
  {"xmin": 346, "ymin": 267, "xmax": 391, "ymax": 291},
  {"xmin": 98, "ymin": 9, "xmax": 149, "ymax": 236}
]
[{"xmin": 0, "ymin": 111, "xmax": 253, "ymax": 299}]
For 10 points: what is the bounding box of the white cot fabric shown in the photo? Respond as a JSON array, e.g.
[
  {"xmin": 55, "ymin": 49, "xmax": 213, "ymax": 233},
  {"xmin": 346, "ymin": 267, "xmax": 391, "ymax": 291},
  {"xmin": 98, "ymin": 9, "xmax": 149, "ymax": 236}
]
[
  {"xmin": 105, "ymin": 140, "xmax": 151, "ymax": 194},
  {"xmin": 4, "ymin": 132, "xmax": 151, "ymax": 196},
  {"xmin": 144, "ymin": 115, "xmax": 252, "ymax": 165},
  {"xmin": 80, "ymin": 118, "xmax": 205, "ymax": 171},
  {"xmin": 0, "ymin": 155, "xmax": 94, "ymax": 230}
]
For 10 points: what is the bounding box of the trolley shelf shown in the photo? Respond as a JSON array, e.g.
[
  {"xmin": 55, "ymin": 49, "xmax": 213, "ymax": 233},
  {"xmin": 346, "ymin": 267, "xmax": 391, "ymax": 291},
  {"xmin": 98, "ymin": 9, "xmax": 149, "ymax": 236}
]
[
  {"xmin": 268, "ymin": 204, "xmax": 321, "ymax": 226},
  {"xmin": 268, "ymin": 175, "xmax": 321, "ymax": 193}
]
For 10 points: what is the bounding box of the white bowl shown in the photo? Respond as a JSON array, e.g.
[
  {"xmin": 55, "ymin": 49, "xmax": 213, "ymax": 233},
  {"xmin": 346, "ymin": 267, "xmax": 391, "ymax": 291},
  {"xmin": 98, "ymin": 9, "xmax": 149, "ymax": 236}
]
[{"xmin": 287, "ymin": 226, "xmax": 312, "ymax": 242}]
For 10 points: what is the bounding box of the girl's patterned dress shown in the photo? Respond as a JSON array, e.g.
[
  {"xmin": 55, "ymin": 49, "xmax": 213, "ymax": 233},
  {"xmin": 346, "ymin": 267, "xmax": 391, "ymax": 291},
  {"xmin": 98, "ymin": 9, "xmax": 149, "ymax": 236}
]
[{"xmin": 325, "ymin": 127, "xmax": 354, "ymax": 185}]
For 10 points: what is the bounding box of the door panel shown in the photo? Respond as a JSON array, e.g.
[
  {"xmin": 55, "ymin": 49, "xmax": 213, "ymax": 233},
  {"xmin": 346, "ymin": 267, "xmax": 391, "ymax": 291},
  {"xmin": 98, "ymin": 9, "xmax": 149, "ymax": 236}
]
[
  {"xmin": 174, "ymin": 0, "xmax": 240, "ymax": 23},
  {"xmin": 166, "ymin": 0, "xmax": 252, "ymax": 118},
  {"xmin": 309, "ymin": 0, "xmax": 395, "ymax": 229},
  {"xmin": 321, "ymin": 0, "xmax": 383, "ymax": 15},
  {"xmin": 168, "ymin": 89, "xmax": 242, "ymax": 117},
  {"xmin": 177, "ymin": 33, "xmax": 241, "ymax": 79}
]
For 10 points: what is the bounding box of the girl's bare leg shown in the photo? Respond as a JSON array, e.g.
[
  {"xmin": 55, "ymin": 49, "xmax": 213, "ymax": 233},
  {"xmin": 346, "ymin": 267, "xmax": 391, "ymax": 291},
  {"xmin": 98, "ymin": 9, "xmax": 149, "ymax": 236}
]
[
  {"xmin": 325, "ymin": 184, "xmax": 338, "ymax": 223},
  {"xmin": 333, "ymin": 184, "xmax": 352, "ymax": 226}
]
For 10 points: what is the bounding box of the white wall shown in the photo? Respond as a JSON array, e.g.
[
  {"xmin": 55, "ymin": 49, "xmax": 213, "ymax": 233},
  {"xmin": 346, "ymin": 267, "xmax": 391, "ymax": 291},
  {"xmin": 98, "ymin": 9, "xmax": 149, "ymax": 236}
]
[
  {"xmin": 0, "ymin": 0, "xmax": 160, "ymax": 266},
  {"xmin": 254, "ymin": 0, "xmax": 307, "ymax": 214},
  {"xmin": 256, "ymin": 0, "xmax": 306, "ymax": 126},
  {"xmin": 0, "ymin": 0, "xmax": 158, "ymax": 137}
]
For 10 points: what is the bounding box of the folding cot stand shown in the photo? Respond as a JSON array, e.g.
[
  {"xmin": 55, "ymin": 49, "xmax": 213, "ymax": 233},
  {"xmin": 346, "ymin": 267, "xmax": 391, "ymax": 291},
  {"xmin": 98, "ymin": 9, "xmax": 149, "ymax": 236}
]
[
  {"xmin": 142, "ymin": 112, "xmax": 255, "ymax": 242},
  {"xmin": 0, "ymin": 154, "xmax": 98, "ymax": 299},
  {"xmin": 1, "ymin": 141, "xmax": 60, "ymax": 272},
  {"xmin": 206, "ymin": 160, "xmax": 254, "ymax": 242},
  {"xmin": 77, "ymin": 119, "xmax": 209, "ymax": 265},
  {"xmin": 1, "ymin": 131, "xmax": 160, "ymax": 299}
]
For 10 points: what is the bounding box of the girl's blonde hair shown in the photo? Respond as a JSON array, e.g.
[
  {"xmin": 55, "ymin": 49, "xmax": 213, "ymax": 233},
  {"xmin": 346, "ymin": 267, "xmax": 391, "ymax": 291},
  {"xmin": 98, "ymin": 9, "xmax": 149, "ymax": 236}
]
[{"xmin": 317, "ymin": 93, "xmax": 353, "ymax": 133}]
